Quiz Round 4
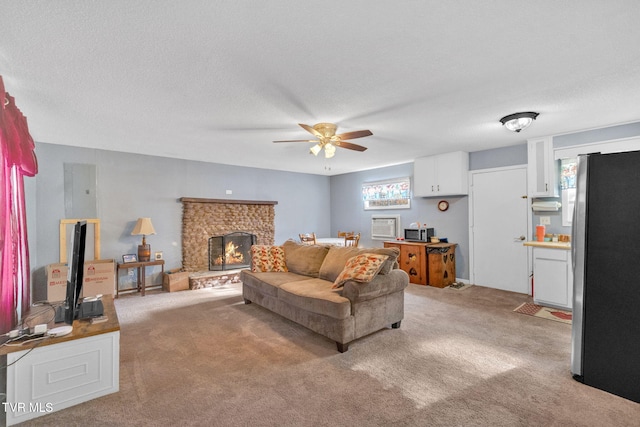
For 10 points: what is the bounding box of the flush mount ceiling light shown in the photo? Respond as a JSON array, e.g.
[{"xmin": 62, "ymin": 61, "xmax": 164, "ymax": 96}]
[{"xmin": 499, "ymin": 112, "xmax": 539, "ymax": 133}]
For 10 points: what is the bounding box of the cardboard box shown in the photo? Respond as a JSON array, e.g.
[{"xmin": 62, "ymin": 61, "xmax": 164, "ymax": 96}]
[
  {"xmin": 163, "ymin": 268, "xmax": 190, "ymax": 292},
  {"xmin": 82, "ymin": 259, "xmax": 116, "ymax": 297},
  {"xmin": 47, "ymin": 263, "xmax": 69, "ymax": 302}
]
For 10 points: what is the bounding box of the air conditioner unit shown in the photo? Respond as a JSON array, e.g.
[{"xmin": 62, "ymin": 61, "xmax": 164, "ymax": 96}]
[{"xmin": 371, "ymin": 215, "xmax": 401, "ymax": 240}]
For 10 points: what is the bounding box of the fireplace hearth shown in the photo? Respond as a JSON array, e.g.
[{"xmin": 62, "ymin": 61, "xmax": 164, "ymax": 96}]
[{"xmin": 208, "ymin": 232, "xmax": 256, "ymax": 271}]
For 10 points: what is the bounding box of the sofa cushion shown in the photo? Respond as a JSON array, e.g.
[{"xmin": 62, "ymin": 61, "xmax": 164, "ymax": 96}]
[
  {"xmin": 282, "ymin": 239, "xmax": 329, "ymax": 277},
  {"xmin": 241, "ymin": 270, "xmax": 314, "ymax": 297},
  {"xmin": 251, "ymin": 245, "xmax": 288, "ymax": 272},
  {"xmin": 278, "ymin": 278, "xmax": 351, "ymax": 320},
  {"xmin": 332, "ymin": 254, "xmax": 389, "ymax": 288},
  {"xmin": 319, "ymin": 246, "xmax": 400, "ymax": 283}
]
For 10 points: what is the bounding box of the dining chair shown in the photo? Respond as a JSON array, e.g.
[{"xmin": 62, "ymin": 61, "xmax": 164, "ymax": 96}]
[
  {"xmin": 344, "ymin": 232, "xmax": 360, "ymax": 247},
  {"xmin": 299, "ymin": 232, "xmax": 317, "ymax": 245},
  {"xmin": 337, "ymin": 231, "xmax": 355, "ymax": 238}
]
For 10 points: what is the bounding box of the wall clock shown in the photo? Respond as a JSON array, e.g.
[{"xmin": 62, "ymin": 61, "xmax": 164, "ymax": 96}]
[{"xmin": 438, "ymin": 200, "xmax": 449, "ymax": 211}]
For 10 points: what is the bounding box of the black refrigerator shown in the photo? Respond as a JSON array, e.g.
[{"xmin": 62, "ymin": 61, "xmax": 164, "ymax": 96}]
[{"xmin": 571, "ymin": 150, "xmax": 640, "ymax": 403}]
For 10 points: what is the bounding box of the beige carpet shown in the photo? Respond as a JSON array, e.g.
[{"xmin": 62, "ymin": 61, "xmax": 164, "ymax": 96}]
[{"xmin": 22, "ymin": 282, "xmax": 640, "ymax": 426}]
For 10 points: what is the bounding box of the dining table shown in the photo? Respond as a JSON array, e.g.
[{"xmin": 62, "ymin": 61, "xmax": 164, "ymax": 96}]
[{"xmin": 315, "ymin": 237, "xmax": 345, "ymax": 246}]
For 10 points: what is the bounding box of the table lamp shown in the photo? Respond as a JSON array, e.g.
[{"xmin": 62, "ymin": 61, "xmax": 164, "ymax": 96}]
[{"xmin": 131, "ymin": 217, "xmax": 156, "ymax": 261}]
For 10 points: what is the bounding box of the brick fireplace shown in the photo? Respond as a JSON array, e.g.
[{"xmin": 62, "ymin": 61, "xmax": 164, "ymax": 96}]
[{"xmin": 180, "ymin": 198, "xmax": 277, "ymax": 272}]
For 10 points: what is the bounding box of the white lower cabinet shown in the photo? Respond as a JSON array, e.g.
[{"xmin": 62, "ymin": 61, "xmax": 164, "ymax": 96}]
[
  {"xmin": 5, "ymin": 331, "xmax": 120, "ymax": 426},
  {"xmin": 533, "ymin": 247, "xmax": 573, "ymax": 310}
]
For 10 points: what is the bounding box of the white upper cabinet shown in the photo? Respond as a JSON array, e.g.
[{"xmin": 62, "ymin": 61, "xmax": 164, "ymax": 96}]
[
  {"xmin": 527, "ymin": 137, "xmax": 559, "ymax": 197},
  {"xmin": 414, "ymin": 151, "xmax": 469, "ymax": 197}
]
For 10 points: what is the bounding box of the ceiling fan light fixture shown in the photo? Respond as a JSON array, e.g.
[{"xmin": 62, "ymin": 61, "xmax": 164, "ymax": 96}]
[
  {"xmin": 499, "ymin": 112, "xmax": 539, "ymax": 132},
  {"xmin": 275, "ymin": 122, "xmax": 371, "ymax": 158},
  {"xmin": 309, "ymin": 144, "xmax": 322, "ymax": 156}
]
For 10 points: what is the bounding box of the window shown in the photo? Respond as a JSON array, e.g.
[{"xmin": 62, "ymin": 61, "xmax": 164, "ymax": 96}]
[
  {"xmin": 362, "ymin": 177, "xmax": 411, "ymax": 210},
  {"xmin": 560, "ymin": 158, "xmax": 577, "ymax": 226},
  {"xmin": 554, "ymin": 136, "xmax": 640, "ymax": 226}
]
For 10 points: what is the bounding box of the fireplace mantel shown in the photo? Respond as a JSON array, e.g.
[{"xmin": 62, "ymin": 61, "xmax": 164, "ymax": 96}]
[{"xmin": 179, "ymin": 197, "xmax": 278, "ymax": 205}]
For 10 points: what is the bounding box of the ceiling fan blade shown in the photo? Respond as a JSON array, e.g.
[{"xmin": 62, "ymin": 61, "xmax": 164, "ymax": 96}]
[
  {"xmin": 335, "ymin": 129, "xmax": 373, "ymax": 140},
  {"xmin": 299, "ymin": 123, "xmax": 324, "ymax": 139},
  {"xmin": 273, "ymin": 139, "xmax": 319, "ymax": 143},
  {"xmin": 335, "ymin": 141, "xmax": 368, "ymax": 152}
]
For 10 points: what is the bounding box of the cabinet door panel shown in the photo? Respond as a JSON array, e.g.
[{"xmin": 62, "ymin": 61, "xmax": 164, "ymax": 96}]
[
  {"xmin": 533, "ymin": 248, "xmax": 571, "ymax": 309},
  {"xmin": 413, "ymin": 156, "xmax": 437, "ymax": 197},
  {"xmin": 6, "ymin": 332, "xmax": 119, "ymax": 425},
  {"xmin": 528, "ymin": 137, "xmax": 558, "ymax": 197},
  {"xmin": 400, "ymin": 245, "xmax": 426, "ymax": 285},
  {"xmin": 436, "ymin": 151, "xmax": 469, "ymax": 196}
]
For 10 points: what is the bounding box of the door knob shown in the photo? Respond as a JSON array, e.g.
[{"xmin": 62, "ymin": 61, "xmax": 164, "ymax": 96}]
[{"xmin": 516, "ymin": 235, "xmax": 526, "ymax": 241}]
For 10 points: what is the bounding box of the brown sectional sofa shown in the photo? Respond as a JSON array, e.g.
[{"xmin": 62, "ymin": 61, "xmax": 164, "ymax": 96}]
[{"xmin": 240, "ymin": 240, "xmax": 409, "ymax": 352}]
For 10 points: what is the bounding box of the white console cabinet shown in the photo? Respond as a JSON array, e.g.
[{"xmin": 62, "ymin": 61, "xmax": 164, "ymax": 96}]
[
  {"xmin": 414, "ymin": 151, "xmax": 469, "ymax": 197},
  {"xmin": 2, "ymin": 296, "xmax": 120, "ymax": 426},
  {"xmin": 532, "ymin": 246, "xmax": 573, "ymax": 310}
]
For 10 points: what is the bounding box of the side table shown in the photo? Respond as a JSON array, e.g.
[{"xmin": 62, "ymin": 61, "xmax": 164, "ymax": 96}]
[{"xmin": 116, "ymin": 259, "xmax": 165, "ymax": 297}]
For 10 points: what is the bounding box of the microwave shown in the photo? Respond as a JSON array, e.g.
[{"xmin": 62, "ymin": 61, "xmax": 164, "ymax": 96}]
[{"xmin": 404, "ymin": 228, "xmax": 434, "ymax": 242}]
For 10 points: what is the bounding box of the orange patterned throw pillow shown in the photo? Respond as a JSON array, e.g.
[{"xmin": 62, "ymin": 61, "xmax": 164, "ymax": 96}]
[
  {"xmin": 251, "ymin": 245, "xmax": 288, "ymax": 272},
  {"xmin": 332, "ymin": 253, "xmax": 389, "ymax": 288}
]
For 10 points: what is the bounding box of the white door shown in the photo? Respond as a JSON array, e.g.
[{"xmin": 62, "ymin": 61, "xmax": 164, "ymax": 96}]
[{"xmin": 470, "ymin": 166, "xmax": 530, "ymax": 294}]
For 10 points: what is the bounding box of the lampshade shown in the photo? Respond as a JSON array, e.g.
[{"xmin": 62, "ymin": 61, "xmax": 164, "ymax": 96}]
[
  {"xmin": 131, "ymin": 218, "xmax": 156, "ymax": 236},
  {"xmin": 499, "ymin": 112, "xmax": 539, "ymax": 132},
  {"xmin": 324, "ymin": 143, "xmax": 336, "ymax": 158},
  {"xmin": 309, "ymin": 144, "xmax": 322, "ymax": 156}
]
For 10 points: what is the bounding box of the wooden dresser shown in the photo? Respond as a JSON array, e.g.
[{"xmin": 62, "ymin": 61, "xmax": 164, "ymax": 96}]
[{"xmin": 384, "ymin": 241, "xmax": 457, "ymax": 287}]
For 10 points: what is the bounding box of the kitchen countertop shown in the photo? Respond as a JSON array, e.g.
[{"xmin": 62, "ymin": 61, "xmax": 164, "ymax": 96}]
[{"xmin": 523, "ymin": 241, "xmax": 571, "ymax": 250}]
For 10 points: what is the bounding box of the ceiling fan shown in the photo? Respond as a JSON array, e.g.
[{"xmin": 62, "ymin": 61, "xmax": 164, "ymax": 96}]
[{"xmin": 273, "ymin": 123, "xmax": 372, "ymax": 158}]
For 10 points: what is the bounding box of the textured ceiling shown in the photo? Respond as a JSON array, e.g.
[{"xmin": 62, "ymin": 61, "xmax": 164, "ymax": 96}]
[{"xmin": 2, "ymin": 1, "xmax": 640, "ymax": 175}]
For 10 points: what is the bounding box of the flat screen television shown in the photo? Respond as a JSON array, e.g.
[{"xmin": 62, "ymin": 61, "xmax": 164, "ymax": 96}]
[{"xmin": 54, "ymin": 220, "xmax": 103, "ymax": 324}]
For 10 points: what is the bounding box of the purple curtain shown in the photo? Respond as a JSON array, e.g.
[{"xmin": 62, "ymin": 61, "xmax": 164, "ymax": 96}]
[{"xmin": 0, "ymin": 75, "xmax": 38, "ymax": 334}]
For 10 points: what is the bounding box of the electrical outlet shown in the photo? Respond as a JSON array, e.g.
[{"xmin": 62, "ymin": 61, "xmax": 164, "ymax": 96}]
[{"xmin": 540, "ymin": 216, "xmax": 551, "ymax": 225}]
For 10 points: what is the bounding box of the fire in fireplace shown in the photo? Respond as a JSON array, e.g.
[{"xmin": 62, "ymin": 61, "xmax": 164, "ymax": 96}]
[{"xmin": 208, "ymin": 232, "xmax": 256, "ymax": 271}]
